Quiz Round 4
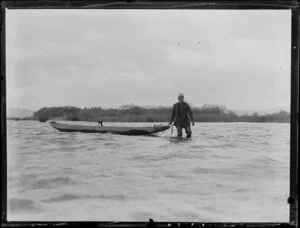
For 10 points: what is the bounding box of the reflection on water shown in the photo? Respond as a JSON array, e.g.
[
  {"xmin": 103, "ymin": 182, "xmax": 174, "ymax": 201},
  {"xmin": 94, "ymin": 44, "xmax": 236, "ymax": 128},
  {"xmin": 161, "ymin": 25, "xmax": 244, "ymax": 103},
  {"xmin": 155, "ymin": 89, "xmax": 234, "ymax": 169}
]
[
  {"xmin": 167, "ymin": 136, "xmax": 193, "ymax": 144},
  {"xmin": 7, "ymin": 121, "xmax": 290, "ymax": 222}
]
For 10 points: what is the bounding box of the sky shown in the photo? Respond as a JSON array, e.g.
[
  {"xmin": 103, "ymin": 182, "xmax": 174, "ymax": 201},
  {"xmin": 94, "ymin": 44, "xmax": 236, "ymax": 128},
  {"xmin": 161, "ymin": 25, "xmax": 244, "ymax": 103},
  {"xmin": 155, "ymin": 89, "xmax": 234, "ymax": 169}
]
[{"xmin": 6, "ymin": 9, "xmax": 291, "ymax": 112}]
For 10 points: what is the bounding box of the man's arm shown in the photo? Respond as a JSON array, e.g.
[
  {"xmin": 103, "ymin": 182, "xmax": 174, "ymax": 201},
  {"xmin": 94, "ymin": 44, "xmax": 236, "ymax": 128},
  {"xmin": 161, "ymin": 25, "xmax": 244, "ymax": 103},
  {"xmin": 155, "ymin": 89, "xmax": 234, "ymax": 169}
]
[
  {"xmin": 169, "ymin": 104, "xmax": 176, "ymax": 124},
  {"xmin": 187, "ymin": 104, "xmax": 195, "ymax": 125}
]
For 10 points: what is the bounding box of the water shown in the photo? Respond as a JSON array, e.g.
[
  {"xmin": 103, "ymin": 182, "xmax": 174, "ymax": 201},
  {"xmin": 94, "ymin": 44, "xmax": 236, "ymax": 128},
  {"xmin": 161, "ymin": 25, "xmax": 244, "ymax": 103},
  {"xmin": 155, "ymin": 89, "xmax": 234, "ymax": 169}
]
[{"xmin": 7, "ymin": 121, "xmax": 290, "ymax": 222}]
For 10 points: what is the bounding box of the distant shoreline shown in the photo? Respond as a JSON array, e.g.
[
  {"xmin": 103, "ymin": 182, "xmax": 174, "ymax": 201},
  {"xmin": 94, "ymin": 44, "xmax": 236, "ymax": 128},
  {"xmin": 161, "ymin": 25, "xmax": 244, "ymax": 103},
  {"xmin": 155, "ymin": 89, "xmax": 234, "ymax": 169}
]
[
  {"xmin": 6, "ymin": 119, "xmax": 290, "ymax": 124},
  {"xmin": 7, "ymin": 105, "xmax": 290, "ymax": 123}
]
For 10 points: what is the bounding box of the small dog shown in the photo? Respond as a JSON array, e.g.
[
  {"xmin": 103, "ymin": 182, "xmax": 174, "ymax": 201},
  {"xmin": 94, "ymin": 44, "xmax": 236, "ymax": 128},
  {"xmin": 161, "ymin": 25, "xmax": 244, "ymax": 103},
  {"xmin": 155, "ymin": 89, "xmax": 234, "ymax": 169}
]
[{"xmin": 98, "ymin": 120, "xmax": 103, "ymax": 127}]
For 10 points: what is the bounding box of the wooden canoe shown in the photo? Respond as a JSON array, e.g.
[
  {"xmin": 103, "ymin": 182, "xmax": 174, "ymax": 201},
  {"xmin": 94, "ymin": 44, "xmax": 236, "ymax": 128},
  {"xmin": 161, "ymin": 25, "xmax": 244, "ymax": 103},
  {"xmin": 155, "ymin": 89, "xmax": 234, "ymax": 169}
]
[{"xmin": 50, "ymin": 121, "xmax": 170, "ymax": 136}]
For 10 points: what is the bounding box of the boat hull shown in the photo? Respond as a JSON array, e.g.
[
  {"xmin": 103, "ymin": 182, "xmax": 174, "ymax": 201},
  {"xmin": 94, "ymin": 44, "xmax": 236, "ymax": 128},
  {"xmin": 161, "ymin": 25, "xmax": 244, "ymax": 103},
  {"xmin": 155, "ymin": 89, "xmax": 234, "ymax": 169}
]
[{"xmin": 50, "ymin": 121, "xmax": 170, "ymax": 136}]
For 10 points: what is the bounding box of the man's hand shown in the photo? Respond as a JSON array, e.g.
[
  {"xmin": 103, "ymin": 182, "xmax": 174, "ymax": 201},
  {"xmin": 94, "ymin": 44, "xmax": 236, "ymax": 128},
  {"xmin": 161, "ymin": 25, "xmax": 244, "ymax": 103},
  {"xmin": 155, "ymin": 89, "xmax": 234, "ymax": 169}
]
[{"xmin": 192, "ymin": 122, "xmax": 195, "ymax": 126}]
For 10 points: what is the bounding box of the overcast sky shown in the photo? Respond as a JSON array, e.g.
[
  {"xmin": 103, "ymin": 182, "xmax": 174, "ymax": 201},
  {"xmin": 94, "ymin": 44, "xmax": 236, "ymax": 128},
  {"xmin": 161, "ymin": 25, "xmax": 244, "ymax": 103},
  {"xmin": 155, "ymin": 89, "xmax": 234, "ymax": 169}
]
[{"xmin": 6, "ymin": 9, "xmax": 291, "ymax": 111}]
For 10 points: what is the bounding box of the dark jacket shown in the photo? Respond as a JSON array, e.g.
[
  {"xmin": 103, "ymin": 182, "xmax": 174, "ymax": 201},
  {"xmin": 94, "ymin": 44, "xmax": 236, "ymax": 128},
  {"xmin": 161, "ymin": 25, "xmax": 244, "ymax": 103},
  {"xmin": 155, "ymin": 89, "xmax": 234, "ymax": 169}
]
[{"xmin": 170, "ymin": 102, "xmax": 194, "ymax": 127}]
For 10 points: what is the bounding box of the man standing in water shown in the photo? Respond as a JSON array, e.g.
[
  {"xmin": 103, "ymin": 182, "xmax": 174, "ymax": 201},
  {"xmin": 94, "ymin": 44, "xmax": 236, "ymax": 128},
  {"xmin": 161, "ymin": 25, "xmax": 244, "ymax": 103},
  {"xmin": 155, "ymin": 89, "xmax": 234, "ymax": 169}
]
[{"xmin": 169, "ymin": 93, "xmax": 195, "ymax": 138}]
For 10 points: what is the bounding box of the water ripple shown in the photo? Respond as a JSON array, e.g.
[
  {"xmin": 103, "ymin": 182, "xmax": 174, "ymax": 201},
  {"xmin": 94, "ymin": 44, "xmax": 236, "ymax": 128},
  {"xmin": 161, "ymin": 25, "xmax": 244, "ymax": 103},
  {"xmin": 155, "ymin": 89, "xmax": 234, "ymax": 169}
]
[{"xmin": 7, "ymin": 121, "xmax": 290, "ymax": 222}]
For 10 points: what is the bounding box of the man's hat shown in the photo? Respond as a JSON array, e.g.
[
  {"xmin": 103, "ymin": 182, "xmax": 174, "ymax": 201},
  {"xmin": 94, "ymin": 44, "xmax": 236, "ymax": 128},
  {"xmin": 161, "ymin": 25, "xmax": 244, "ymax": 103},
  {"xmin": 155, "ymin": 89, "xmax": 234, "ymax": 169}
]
[{"xmin": 178, "ymin": 93, "xmax": 184, "ymax": 98}]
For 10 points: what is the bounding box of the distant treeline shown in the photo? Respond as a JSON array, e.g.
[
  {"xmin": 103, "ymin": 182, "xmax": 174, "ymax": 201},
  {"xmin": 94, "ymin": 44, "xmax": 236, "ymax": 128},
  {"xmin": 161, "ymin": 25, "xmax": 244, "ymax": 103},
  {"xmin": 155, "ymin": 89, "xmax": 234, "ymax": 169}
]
[{"xmin": 11, "ymin": 104, "xmax": 290, "ymax": 123}]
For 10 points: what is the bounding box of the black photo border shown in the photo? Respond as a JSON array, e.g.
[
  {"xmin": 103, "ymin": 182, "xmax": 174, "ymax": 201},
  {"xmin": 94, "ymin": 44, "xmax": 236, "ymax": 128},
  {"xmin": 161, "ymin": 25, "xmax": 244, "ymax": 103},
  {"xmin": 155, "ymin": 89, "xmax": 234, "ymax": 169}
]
[{"xmin": 1, "ymin": 1, "xmax": 299, "ymax": 227}]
